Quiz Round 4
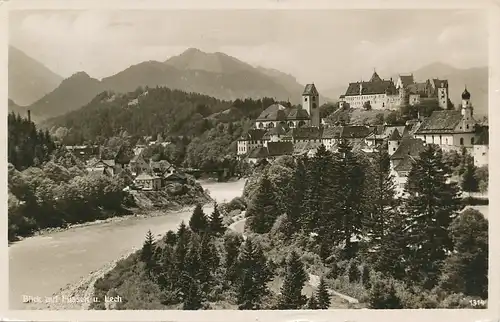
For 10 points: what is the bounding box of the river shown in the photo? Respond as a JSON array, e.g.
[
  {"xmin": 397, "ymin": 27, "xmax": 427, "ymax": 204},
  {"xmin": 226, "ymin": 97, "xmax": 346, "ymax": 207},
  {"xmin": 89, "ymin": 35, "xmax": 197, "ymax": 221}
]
[{"xmin": 8, "ymin": 179, "xmax": 247, "ymax": 309}]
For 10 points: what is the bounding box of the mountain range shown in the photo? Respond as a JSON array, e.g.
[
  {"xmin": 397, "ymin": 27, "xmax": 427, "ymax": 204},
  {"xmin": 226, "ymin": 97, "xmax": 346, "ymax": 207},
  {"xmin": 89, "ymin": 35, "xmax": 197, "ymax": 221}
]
[
  {"xmin": 8, "ymin": 46, "xmax": 63, "ymax": 107},
  {"xmin": 322, "ymin": 62, "xmax": 488, "ymax": 116},
  {"xmin": 15, "ymin": 48, "xmax": 323, "ymax": 122},
  {"xmin": 9, "ymin": 47, "xmax": 489, "ymax": 121}
]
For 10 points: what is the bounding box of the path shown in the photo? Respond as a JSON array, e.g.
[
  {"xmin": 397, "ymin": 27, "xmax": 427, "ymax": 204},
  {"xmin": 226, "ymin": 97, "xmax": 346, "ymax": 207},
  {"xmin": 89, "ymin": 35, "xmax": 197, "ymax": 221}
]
[{"xmin": 227, "ymin": 215, "xmax": 359, "ymax": 306}]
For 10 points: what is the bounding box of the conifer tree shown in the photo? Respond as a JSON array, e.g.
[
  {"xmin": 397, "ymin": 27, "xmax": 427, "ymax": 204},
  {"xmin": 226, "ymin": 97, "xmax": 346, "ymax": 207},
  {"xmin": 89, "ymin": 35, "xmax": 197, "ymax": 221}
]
[
  {"xmin": 224, "ymin": 232, "xmax": 244, "ymax": 282},
  {"xmin": 182, "ymin": 275, "xmax": 203, "ymax": 310},
  {"xmin": 236, "ymin": 239, "xmax": 272, "ymax": 309},
  {"xmin": 183, "ymin": 235, "xmax": 202, "ymax": 296},
  {"xmin": 285, "ymin": 157, "xmax": 307, "ymax": 233},
  {"xmin": 365, "ymin": 148, "xmax": 397, "ymax": 247},
  {"xmin": 174, "ymin": 222, "xmax": 190, "ymax": 279},
  {"xmin": 303, "ymin": 145, "xmax": 336, "ymax": 236},
  {"xmin": 402, "ymin": 144, "xmax": 461, "ymax": 289},
  {"xmin": 331, "ymin": 140, "xmax": 366, "ymax": 257},
  {"xmin": 246, "ymin": 175, "xmax": 281, "ymax": 233},
  {"xmin": 189, "ymin": 204, "xmax": 208, "ymax": 234},
  {"xmin": 461, "ymin": 155, "xmax": 478, "ymax": 195},
  {"xmin": 209, "ymin": 202, "xmax": 225, "ymax": 235},
  {"xmin": 307, "ymin": 294, "xmax": 319, "ymax": 309},
  {"xmin": 140, "ymin": 230, "xmax": 155, "ymax": 273},
  {"xmin": 316, "ymin": 276, "xmax": 331, "ymax": 309},
  {"xmin": 277, "ymin": 251, "xmax": 308, "ymax": 309}
]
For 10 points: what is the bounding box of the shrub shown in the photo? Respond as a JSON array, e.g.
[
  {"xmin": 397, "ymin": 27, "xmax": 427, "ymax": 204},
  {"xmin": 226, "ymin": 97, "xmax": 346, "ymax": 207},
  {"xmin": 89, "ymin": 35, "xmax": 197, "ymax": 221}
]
[{"xmin": 368, "ymin": 279, "xmax": 402, "ymax": 309}]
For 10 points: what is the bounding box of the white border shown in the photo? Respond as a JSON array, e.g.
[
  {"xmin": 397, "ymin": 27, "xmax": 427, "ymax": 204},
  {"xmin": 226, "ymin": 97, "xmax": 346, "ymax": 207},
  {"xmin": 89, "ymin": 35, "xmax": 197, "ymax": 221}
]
[{"xmin": 1, "ymin": 0, "xmax": 499, "ymax": 321}]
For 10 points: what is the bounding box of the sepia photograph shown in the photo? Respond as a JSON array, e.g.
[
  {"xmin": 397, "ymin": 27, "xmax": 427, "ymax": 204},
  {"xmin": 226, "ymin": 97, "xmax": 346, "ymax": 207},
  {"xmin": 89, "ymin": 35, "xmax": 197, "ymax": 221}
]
[{"xmin": 5, "ymin": 2, "xmax": 494, "ymax": 318}]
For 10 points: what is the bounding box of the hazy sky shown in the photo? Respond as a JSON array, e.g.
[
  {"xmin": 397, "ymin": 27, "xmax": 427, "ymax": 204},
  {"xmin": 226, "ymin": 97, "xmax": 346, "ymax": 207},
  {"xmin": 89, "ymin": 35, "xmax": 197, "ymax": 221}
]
[{"xmin": 9, "ymin": 9, "xmax": 488, "ymax": 89}]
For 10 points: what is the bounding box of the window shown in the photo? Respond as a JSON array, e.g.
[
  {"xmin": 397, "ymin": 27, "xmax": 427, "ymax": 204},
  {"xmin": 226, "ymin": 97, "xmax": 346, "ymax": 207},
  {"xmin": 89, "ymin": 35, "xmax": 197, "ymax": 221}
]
[
  {"xmin": 466, "ymin": 124, "xmax": 469, "ymax": 129},
  {"xmin": 312, "ymin": 96, "xmax": 316, "ymax": 101},
  {"xmin": 460, "ymin": 138, "xmax": 464, "ymax": 145},
  {"xmin": 304, "ymin": 97, "xmax": 308, "ymax": 102},
  {"xmin": 393, "ymin": 147, "xmax": 396, "ymax": 152},
  {"xmin": 312, "ymin": 103, "xmax": 317, "ymax": 109},
  {"xmin": 471, "ymin": 137, "xmax": 474, "ymax": 145},
  {"xmin": 382, "ymin": 103, "xmax": 385, "ymax": 108}
]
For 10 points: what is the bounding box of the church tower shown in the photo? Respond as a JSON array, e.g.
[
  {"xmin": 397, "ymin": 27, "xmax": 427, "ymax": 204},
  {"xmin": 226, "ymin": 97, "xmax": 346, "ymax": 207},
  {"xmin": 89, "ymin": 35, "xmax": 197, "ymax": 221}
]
[
  {"xmin": 436, "ymin": 79, "xmax": 449, "ymax": 109},
  {"xmin": 302, "ymin": 83, "xmax": 320, "ymax": 127},
  {"xmin": 461, "ymin": 86, "xmax": 473, "ymax": 120},
  {"xmin": 388, "ymin": 128, "xmax": 401, "ymax": 156}
]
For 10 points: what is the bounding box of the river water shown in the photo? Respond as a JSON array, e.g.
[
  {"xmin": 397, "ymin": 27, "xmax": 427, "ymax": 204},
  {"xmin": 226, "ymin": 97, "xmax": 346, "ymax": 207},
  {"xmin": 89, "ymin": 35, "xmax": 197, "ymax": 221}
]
[{"xmin": 8, "ymin": 179, "xmax": 247, "ymax": 309}]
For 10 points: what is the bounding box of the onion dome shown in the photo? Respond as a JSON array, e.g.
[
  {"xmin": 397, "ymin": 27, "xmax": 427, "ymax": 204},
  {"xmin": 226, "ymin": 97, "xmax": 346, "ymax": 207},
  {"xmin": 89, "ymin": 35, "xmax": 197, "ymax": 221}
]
[{"xmin": 462, "ymin": 87, "xmax": 471, "ymax": 100}]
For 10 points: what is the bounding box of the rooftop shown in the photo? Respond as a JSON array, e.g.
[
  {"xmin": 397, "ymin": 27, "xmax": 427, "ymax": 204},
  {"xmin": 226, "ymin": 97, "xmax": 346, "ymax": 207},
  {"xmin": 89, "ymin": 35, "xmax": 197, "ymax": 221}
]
[
  {"xmin": 416, "ymin": 110, "xmax": 464, "ymax": 134},
  {"xmin": 391, "ymin": 137, "xmax": 427, "ymax": 160}
]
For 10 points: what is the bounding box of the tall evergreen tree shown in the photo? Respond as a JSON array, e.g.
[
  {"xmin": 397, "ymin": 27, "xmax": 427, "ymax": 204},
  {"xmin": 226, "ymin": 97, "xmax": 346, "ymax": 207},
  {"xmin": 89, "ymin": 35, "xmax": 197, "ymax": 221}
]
[
  {"xmin": 277, "ymin": 251, "xmax": 308, "ymax": 309},
  {"xmin": 285, "ymin": 156, "xmax": 307, "ymax": 233},
  {"xmin": 182, "ymin": 275, "xmax": 203, "ymax": 310},
  {"xmin": 209, "ymin": 202, "xmax": 225, "ymax": 235},
  {"xmin": 361, "ymin": 265, "xmax": 371, "ymax": 289},
  {"xmin": 174, "ymin": 222, "xmax": 190, "ymax": 281},
  {"xmin": 316, "ymin": 276, "xmax": 331, "ymax": 309},
  {"xmin": 439, "ymin": 209, "xmax": 488, "ymax": 298},
  {"xmin": 189, "ymin": 204, "xmax": 208, "ymax": 234},
  {"xmin": 140, "ymin": 230, "xmax": 155, "ymax": 273},
  {"xmin": 461, "ymin": 155, "xmax": 478, "ymax": 194},
  {"xmin": 365, "ymin": 148, "xmax": 397, "ymax": 248},
  {"xmin": 303, "ymin": 145, "xmax": 336, "ymax": 237},
  {"xmin": 236, "ymin": 239, "xmax": 272, "ymax": 309},
  {"xmin": 246, "ymin": 175, "xmax": 281, "ymax": 233},
  {"xmin": 224, "ymin": 232, "xmax": 244, "ymax": 282},
  {"xmin": 402, "ymin": 144, "xmax": 461, "ymax": 289},
  {"xmin": 331, "ymin": 140, "xmax": 366, "ymax": 257}
]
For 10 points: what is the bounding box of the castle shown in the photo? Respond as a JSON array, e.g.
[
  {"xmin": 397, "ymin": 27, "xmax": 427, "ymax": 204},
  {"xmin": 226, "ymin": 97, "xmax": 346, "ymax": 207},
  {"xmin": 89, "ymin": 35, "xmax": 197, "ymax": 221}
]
[
  {"xmin": 237, "ymin": 76, "xmax": 488, "ymax": 193},
  {"xmin": 339, "ymin": 71, "xmax": 449, "ymax": 110}
]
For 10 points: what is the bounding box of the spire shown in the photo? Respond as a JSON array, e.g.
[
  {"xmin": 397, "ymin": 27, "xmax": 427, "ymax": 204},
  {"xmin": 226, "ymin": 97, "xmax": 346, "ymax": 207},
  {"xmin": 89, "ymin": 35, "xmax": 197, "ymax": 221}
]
[{"xmin": 462, "ymin": 85, "xmax": 471, "ymax": 100}]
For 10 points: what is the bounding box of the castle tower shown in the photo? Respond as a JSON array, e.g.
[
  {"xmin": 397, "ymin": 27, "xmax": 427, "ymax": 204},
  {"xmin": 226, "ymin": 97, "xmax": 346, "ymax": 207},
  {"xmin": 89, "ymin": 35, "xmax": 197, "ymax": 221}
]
[
  {"xmin": 388, "ymin": 128, "xmax": 401, "ymax": 155},
  {"xmin": 436, "ymin": 79, "xmax": 449, "ymax": 109},
  {"xmin": 302, "ymin": 83, "xmax": 320, "ymax": 127},
  {"xmin": 461, "ymin": 86, "xmax": 473, "ymax": 120}
]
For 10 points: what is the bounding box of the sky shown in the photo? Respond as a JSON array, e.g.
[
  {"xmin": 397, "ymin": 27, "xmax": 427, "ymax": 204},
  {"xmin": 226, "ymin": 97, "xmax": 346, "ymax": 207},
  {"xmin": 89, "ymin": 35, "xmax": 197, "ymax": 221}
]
[{"xmin": 9, "ymin": 9, "xmax": 488, "ymax": 89}]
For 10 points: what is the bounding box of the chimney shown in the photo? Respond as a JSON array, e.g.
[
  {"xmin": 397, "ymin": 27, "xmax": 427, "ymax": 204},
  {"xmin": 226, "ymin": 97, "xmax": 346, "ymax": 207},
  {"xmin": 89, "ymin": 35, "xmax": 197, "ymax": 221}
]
[{"xmin": 27, "ymin": 109, "xmax": 31, "ymax": 122}]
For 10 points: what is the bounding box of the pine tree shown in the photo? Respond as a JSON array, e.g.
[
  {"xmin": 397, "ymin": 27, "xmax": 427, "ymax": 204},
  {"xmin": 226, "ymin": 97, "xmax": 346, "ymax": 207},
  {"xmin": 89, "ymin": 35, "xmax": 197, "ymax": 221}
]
[
  {"xmin": 277, "ymin": 251, "xmax": 308, "ymax": 309},
  {"xmin": 368, "ymin": 279, "xmax": 402, "ymax": 309},
  {"xmin": 174, "ymin": 222, "xmax": 190, "ymax": 279},
  {"xmin": 307, "ymin": 294, "xmax": 319, "ymax": 309},
  {"xmin": 461, "ymin": 155, "xmax": 478, "ymax": 195},
  {"xmin": 224, "ymin": 232, "xmax": 244, "ymax": 282},
  {"xmin": 402, "ymin": 144, "xmax": 461, "ymax": 289},
  {"xmin": 331, "ymin": 140, "xmax": 366, "ymax": 258},
  {"xmin": 316, "ymin": 276, "xmax": 331, "ymax": 309},
  {"xmin": 209, "ymin": 202, "xmax": 225, "ymax": 236},
  {"xmin": 246, "ymin": 175, "xmax": 281, "ymax": 233},
  {"xmin": 140, "ymin": 230, "xmax": 155, "ymax": 273},
  {"xmin": 182, "ymin": 276, "xmax": 203, "ymax": 310},
  {"xmin": 236, "ymin": 239, "xmax": 272, "ymax": 309},
  {"xmin": 365, "ymin": 148, "xmax": 397, "ymax": 249},
  {"xmin": 303, "ymin": 145, "xmax": 336, "ymax": 237},
  {"xmin": 285, "ymin": 157, "xmax": 307, "ymax": 233},
  {"xmin": 189, "ymin": 204, "xmax": 208, "ymax": 234}
]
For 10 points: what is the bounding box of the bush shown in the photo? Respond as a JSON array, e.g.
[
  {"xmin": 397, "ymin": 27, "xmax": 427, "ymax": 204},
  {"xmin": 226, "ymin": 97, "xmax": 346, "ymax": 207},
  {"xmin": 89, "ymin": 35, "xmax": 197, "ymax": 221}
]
[
  {"xmin": 347, "ymin": 260, "xmax": 361, "ymax": 283},
  {"xmin": 368, "ymin": 279, "xmax": 402, "ymax": 309}
]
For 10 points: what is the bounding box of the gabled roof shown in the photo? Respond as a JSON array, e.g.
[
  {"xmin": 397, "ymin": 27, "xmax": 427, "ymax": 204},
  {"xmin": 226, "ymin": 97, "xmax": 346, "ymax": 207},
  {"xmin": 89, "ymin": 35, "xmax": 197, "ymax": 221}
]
[
  {"xmin": 256, "ymin": 104, "xmax": 288, "ymax": 121},
  {"xmin": 407, "ymin": 82, "xmax": 428, "ymax": 95},
  {"xmin": 239, "ymin": 129, "xmax": 267, "ymax": 141},
  {"xmin": 370, "ymin": 71, "xmax": 382, "ymax": 82},
  {"xmin": 267, "ymin": 141, "xmax": 294, "ymax": 157},
  {"xmin": 303, "ymin": 84, "xmax": 319, "ymax": 96},
  {"xmin": 388, "ymin": 128, "xmax": 401, "ymax": 141},
  {"xmin": 344, "ymin": 80, "xmax": 397, "ymax": 97},
  {"xmin": 286, "ymin": 108, "xmax": 310, "ymax": 120},
  {"xmin": 432, "ymin": 79, "xmax": 448, "ymax": 89},
  {"xmin": 135, "ymin": 173, "xmax": 160, "ymax": 180},
  {"xmin": 394, "ymin": 155, "xmax": 417, "ymax": 173},
  {"xmin": 341, "ymin": 125, "xmax": 372, "ymax": 138},
  {"xmin": 286, "ymin": 127, "xmax": 323, "ymax": 140},
  {"xmin": 416, "ymin": 110, "xmax": 463, "ymax": 134},
  {"xmin": 399, "ymin": 74, "xmax": 414, "ymax": 88},
  {"xmin": 322, "ymin": 126, "xmax": 343, "ymax": 139},
  {"xmin": 165, "ymin": 172, "xmax": 187, "ymax": 181},
  {"xmin": 293, "ymin": 141, "xmax": 322, "ymax": 155},
  {"xmin": 390, "ymin": 138, "xmax": 426, "ymax": 160}
]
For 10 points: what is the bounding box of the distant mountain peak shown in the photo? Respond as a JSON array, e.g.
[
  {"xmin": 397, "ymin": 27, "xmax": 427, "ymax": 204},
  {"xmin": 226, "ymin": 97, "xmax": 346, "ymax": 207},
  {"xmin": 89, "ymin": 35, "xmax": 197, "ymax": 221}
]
[{"xmin": 69, "ymin": 71, "xmax": 91, "ymax": 79}]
